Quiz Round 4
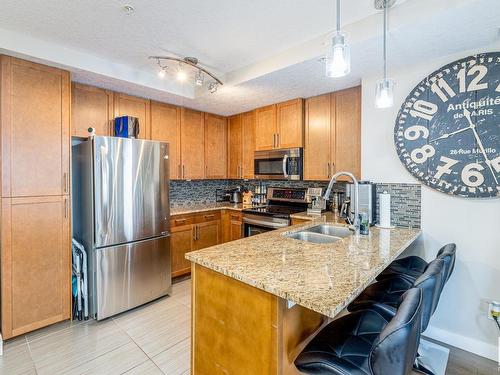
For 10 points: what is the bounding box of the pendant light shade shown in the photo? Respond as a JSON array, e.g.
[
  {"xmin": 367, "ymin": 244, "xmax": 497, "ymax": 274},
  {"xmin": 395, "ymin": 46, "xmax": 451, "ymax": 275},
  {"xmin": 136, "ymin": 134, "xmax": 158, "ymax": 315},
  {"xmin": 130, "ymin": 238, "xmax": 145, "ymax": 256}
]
[
  {"xmin": 326, "ymin": 32, "xmax": 350, "ymax": 77},
  {"xmin": 374, "ymin": 0, "xmax": 395, "ymax": 108},
  {"xmin": 375, "ymin": 78, "xmax": 394, "ymax": 108},
  {"xmin": 326, "ymin": 0, "xmax": 350, "ymax": 78}
]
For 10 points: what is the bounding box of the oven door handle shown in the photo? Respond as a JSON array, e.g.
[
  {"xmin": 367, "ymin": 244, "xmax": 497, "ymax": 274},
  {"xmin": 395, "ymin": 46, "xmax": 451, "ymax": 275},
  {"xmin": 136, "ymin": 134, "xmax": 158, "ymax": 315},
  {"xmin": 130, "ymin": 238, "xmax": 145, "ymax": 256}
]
[
  {"xmin": 282, "ymin": 154, "xmax": 289, "ymax": 179},
  {"xmin": 243, "ymin": 217, "xmax": 289, "ymax": 229}
]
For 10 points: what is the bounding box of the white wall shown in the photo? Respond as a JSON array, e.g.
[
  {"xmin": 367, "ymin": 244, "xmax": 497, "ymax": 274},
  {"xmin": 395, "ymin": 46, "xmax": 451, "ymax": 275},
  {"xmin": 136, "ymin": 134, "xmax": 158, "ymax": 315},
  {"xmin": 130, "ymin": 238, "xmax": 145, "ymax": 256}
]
[{"xmin": 361, "ymin": 42, "xmax": 500, "ymax": 361}]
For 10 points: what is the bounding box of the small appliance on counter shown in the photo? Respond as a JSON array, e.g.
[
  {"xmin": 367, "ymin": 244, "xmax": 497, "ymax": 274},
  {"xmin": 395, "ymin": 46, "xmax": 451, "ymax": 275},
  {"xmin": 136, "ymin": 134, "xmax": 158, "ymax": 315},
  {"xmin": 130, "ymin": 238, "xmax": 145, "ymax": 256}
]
[
  {"xmin": 345, "ymin": 181, "xmax": 377, "ymax": 225},
  {"xmin": 306, "ymin": 187, "xmax": 325, "ymax": 215},
  {"xmin": 216, "ymin": 186, "xmax": 245, "ymax": 203},
  {"xmin": 114, "ymin": 116, "xmax": 140, "ymax": 138}
]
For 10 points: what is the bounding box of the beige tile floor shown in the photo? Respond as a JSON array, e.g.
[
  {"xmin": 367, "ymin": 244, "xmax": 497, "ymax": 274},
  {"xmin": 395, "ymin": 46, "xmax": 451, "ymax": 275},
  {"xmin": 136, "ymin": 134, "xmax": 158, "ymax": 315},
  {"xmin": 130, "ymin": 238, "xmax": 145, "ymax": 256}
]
[{"xmin": 0, "ymin": 279, "xmax": 192, "ymax": 375}]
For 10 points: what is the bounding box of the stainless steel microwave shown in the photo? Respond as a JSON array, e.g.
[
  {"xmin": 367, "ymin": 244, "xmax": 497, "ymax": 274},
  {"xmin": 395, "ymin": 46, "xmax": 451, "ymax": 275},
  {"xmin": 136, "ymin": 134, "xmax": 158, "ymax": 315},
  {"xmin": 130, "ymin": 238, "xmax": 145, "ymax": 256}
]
[{"xmin": 254, "ymin": 148, "xmax": 303, "ymax": 180}]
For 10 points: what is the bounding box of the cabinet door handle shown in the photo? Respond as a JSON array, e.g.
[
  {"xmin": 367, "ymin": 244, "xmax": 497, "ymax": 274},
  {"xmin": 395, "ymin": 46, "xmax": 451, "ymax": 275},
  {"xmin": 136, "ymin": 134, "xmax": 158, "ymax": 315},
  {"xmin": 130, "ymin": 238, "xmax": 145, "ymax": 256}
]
[
  {"xmin": 273, "ymin": 134, "xmax": 276, "ymax": 148},
  {"xmin": 276, "ymin": 133, "xmax": 279, "ymax": 148},
  {"xmin": 193, "ymin": 225, "xmax": 196, "ymax": 240},
  {"xmin": 196, "ymin": 225, "xmax": 199, "ymax": 240},
  {"xmin": 327, "ymin": 162, "xmax": 330, "ymax": 178},
  {"xmin": 64, "ymin": 197, "xmax": 68, "ymax": 218},
  {"xmin": 63, "ymin": 172, "xmax": 68, "ymax": 193},
  {"xmin": 178, "ymin": 165, "xmax": 181, "ymax": 179},
  {"xmin": 182, "ymin": 165, "xmax": 185, "ymax": 179}
]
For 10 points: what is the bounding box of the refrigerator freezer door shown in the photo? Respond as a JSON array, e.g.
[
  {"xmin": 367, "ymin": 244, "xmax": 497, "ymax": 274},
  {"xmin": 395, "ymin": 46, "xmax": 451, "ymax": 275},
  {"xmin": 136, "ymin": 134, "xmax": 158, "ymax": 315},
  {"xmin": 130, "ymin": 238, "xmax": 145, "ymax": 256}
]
[
  {"xmin": 94, "ymin": 137, "xmax": 169, "ymax": 248},
  {"xmin": 95, "ymin": 235, "xmax": 171, "ymax": 320}
]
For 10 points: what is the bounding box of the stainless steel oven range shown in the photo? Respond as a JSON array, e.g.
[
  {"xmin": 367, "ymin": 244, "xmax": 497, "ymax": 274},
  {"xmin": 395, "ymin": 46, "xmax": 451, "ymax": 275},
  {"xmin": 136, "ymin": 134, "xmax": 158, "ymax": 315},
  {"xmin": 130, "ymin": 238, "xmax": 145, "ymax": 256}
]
[{"xmin": 242, "ymin": 187, "xmax": 309, "ymax": 237}]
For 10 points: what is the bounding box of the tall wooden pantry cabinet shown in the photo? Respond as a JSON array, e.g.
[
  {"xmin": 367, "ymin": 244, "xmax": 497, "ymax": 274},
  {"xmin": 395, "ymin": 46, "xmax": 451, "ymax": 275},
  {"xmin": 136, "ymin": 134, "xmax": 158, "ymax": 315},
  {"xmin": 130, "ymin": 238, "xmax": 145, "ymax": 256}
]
[{"xmin": 0, "ymin": 56, "xmax": 71, "ymax": 339}]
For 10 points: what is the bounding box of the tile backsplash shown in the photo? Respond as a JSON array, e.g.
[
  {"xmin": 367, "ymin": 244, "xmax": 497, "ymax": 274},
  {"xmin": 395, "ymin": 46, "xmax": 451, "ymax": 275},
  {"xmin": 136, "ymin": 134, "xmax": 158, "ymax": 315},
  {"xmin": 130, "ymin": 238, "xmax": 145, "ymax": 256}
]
[{"xmin": 169, "ymin": 179, "xmax": 421, "ymax": 228}]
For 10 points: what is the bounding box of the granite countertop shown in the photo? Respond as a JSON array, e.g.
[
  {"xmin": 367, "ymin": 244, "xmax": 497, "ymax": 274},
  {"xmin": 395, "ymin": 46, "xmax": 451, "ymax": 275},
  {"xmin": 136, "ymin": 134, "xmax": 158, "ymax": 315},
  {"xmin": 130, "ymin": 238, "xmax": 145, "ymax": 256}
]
[
  {"xmin": 186, "ymin": 219, "xmax": 421, "ymax": 319},
  {"xmin": 170, "ymin": 202, "xmax": 252, "ymax": 216},
  {"xmin": 290, "ymin": 210, "xmax": 341, "ymax": 222}
]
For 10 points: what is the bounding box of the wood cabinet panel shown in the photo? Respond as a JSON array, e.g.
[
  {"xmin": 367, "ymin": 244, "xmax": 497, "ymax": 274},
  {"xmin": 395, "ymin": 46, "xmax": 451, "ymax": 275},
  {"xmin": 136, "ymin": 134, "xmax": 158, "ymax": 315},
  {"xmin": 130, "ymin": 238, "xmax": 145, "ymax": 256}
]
[
  {"xmin": 180, "ymin": 108, "xmax": 205, "ymax": 179},
  {"xmin": 114, "ymin": 93, "xmax": 150, "ymax": 140},
  {"xmin": 333, "ymin": 87, "xmax": 361, "ymax": 180},
  {"xmin": 194, "ymin": 220, "xmax": 220, "ymax": 250},
  {"xmin": 304, "ymin": 94, "xmax": 331, "ymax": 181},
  {"xmin": 1, "ymin": 56, "xmax": 70, "ymax": 197},
  {"xmin": 1, "ymin": 196, "xmax": 71, "ymax": 339},
  {"xmin": 277, "ymin": 99, "xmax": 303, "ymax": 149},
  {"xmin": 171, "ymin": 224, "xmax": 194, "ymax": 278},
  {"xmin": 151, "ymin": 102, "xmax": 181, "ymax": 179},
  {"xmin": 227, "ymin": 115, "xmax": 243, "ymax": 179},
  {"xmin": 71, "ymin": 83, "xmax": 113, "ymax": 138},
  {"xmin": 255, "ymin": 104, "xmax": 277, "ymax": 151},
  {"xmin": 241, "ymin": 111, "xmax": 256, "ymax": 179},
  {"xmin": 205, "ymin": 113, "xmax": 227, "ymax": 179}
]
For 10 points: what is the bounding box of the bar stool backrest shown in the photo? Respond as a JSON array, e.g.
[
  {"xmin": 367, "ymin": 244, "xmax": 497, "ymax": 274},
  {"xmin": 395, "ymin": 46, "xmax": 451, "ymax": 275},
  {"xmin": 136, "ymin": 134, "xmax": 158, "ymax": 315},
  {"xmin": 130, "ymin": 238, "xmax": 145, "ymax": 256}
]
[{"xmin": 370, "ymin": 288, "xmax": 423, "ymax": 375}]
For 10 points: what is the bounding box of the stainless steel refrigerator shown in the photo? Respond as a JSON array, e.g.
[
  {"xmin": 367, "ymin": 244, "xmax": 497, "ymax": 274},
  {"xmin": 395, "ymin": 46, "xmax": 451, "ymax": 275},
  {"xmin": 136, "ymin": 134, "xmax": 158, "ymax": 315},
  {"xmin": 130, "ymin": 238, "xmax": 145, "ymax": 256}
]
[{"xmin": 72, "ymin": 136, "xmax": 171, "ymax": 320}]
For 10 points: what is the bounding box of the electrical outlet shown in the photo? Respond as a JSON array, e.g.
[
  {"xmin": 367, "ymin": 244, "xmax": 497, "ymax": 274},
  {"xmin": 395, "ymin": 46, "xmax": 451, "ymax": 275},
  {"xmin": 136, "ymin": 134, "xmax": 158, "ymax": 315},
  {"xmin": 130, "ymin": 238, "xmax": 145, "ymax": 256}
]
[{"xmin": 488, "ymin": 300, "xmax": 500, "ymax": 320}]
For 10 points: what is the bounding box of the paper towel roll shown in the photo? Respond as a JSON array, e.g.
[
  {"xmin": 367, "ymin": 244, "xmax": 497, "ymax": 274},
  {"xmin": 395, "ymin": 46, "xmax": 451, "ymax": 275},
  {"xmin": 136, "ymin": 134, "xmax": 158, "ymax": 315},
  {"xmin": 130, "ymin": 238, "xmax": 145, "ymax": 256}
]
[{"xmin": 379, "ymin": 192, "xmax": 392, "ymax": 228}]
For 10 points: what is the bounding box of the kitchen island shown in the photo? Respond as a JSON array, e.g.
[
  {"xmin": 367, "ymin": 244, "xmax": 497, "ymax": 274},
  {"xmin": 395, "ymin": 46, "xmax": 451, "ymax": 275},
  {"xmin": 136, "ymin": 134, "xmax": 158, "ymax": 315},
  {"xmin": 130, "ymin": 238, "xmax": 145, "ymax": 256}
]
[{"xmin": 186, "ymin": 217, "xmax": 421, "ymax": 375}]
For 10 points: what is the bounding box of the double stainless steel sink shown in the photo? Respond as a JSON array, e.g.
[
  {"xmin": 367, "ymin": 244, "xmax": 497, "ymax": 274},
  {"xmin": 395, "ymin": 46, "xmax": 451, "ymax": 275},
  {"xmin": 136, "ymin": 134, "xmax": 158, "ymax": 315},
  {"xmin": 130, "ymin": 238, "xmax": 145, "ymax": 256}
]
[{"xmin": 285, "ymin": 224, "xmax": 352, "ymax": 244}]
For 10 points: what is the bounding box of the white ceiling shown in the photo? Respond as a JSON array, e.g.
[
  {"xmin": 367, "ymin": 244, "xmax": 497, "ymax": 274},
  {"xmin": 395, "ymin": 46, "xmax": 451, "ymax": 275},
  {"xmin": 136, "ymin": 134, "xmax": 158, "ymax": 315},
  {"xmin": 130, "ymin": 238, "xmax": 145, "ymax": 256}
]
[{"xmin": 0, "ymin": 0, "xmax": 499, "ymax": 115}]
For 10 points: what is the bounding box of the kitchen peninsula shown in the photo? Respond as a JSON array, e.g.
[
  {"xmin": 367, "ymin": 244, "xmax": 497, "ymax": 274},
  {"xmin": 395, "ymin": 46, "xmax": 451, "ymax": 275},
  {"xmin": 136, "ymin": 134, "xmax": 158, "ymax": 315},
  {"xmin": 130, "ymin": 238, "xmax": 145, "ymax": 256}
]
[{"xmin": 186, "ymin": 218, "xmax": 421, "ymax": 374}]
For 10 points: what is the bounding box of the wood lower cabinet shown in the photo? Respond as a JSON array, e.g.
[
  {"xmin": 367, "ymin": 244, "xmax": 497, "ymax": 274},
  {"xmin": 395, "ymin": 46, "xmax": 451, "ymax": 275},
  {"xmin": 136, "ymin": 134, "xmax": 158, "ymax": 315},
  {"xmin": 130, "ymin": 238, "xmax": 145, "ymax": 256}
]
[
  {"xmin": 171, "ymin": 224, "xmax": 194, "ymax": 278},
  {"xmin": 1, "ymin": 196, "xmax": 71, "ymax": 339},
  {"xmin": 180, "ymin": 108, "xmax": 205, "ymax": 179},
  {"xmin": 304, "ymin": 87, "xmax": 361, "ymax": 181},
  {"xmin": 170, "ymin": 211, "xmax": 221, "ymax": 277},
  {"xmin": 71, "ymin": 83, "xmax": 114, "ymax": 137},
  {"xmin": 151, "ymin": 102, "xmax": 182, "ymax": 179},
  {"xmin": 222, "ymin": 210, "xmax": 242, "ymax": 243},
  {"xmin": 1, "ymin": 56, "xmax": 70, "ymax": 197},
  {"xmin": 114, "ymin": 93, "xmax": 151, "ymax": 140},
  {"xmin": 204, "ymin": 113, "xmax": 227, "ymax": 179}
]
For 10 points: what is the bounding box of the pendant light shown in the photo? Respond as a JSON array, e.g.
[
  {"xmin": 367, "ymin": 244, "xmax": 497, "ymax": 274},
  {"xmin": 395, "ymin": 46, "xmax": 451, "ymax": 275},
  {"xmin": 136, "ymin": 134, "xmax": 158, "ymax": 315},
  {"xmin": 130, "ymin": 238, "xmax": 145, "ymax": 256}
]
[
  {"xmin": 375, "ymin": 0, "xmax": 395, "ymax": 108},
  {"xmin": 326, "ymin": 0, "xmax": 350, "ymax": 77}
]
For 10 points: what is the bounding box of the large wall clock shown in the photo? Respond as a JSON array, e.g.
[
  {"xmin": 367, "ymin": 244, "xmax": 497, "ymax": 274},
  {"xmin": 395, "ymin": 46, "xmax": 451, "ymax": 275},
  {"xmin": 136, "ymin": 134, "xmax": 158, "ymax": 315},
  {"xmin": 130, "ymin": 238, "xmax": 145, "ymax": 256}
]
[{"xmin": 394, "ymin": 52, "xmax": 500, "ymax": 198}]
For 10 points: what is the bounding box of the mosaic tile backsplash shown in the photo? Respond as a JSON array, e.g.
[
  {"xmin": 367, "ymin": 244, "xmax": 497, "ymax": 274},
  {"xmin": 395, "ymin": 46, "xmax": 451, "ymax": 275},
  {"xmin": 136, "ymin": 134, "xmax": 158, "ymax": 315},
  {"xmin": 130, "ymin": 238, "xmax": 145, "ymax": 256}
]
[{"xmin": 169, "ymin": 179, "xmax": 421, "ymax": 228}]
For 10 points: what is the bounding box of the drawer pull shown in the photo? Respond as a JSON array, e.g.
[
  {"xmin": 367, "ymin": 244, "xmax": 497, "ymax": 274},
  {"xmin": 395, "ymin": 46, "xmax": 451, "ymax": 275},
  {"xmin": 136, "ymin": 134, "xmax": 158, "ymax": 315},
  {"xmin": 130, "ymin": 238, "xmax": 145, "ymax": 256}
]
[
  {"xmin": 204, "ymin": 214, "xmax": 215, "ymax": 219},
  {"xmin": 175, "ymin": 219, "xmax": 186, "ymax": 223}
]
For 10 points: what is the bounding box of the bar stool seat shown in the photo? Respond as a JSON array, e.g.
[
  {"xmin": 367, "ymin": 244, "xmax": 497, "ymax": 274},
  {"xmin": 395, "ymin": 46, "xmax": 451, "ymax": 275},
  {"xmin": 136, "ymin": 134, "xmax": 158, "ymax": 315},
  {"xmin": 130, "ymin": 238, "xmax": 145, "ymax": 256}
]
[
  {"xmin": 295, "ymin": 288, "xmax": 423, "ymax": 375},
  {"xmin": 377, "ymin": 243, "xmax": 456, "ymax": 283}
]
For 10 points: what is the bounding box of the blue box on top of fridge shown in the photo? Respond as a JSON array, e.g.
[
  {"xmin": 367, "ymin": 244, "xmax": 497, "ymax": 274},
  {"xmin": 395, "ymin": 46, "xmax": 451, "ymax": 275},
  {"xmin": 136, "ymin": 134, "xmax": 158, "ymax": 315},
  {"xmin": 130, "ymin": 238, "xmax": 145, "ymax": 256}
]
[{"xmin": 114, "ymin": 116, "xmax": 140, "ymax": 138}]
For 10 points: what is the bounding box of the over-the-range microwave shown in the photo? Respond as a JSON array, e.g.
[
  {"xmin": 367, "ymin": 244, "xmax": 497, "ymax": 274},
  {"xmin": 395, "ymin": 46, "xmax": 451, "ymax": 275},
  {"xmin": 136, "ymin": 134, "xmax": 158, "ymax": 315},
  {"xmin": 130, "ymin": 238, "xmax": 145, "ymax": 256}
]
[{"xmin": 254, "ymin": 148, "xmax": 303, "ymax": 180}]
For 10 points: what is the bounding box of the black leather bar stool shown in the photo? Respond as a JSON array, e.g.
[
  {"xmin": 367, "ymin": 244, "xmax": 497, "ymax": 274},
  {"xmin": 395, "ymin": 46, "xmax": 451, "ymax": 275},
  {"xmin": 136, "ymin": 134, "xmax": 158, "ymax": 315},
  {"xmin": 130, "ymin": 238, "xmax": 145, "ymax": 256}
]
[
  {"xmin": 348, "ymin": 258, "xmax": 444, "ymax": 333},
  {"xmin": 377, "ymin": 243, "xmax": 456, "ymax": 284},
  {"xmin": 295, "ymin": 288, "xmax": 423, "ymax": 375}
]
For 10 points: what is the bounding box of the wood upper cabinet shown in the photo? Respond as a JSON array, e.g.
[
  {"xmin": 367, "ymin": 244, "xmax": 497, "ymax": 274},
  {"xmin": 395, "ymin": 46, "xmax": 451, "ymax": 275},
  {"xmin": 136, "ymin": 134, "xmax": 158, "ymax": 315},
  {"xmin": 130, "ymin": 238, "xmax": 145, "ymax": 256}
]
[
  {"xmin": 151, "ymin": 102, "xmax": 181, "ymax": 179},
  {"xmin": 71, "ymin": 83, "xmax": 113, "ymax": 138},
  {"xmin": 255, "ymin": 100, "xmax": 304, "ymax": 151},
  {"xmin": 304, "ymin": 93, "xmax": 331, "ymax": 181},
  {"xmin": 1, "ymin": 56, "xmax": 70, "ymax": 198},
  {"xmin": 1, "ymin": 196, "xmax": 71, "ymax": 339},
  {"xmin": 276, "ymin": 99, "xmax": 303, "ymax": 149},
  {"xmin": 114, "ymin": 93, "xmax": 151, "ymax": 140},
  {"xmin": 204, "ymin": 113, "xmax": 227, "ymax": 179},
  {"xmin": 241, "ymin": 111, "xmax": 256, "ymax": 179},
  {"xmin": 333, "ymin": 86, "xmax": 361, "ymax": 180},
  {"xmin": 227, "ymin": 114, "xmax": 243, "ymax": 179},
  {"xmin": 255, "ymin": 104, "xmax": 277, "ymax": 151},
  {"xmin": 180, "ymin": 108, "xmax": 205, "ymax": 179},
  {"xmin": 303, "ymin": 87, "xmax": 361, "ymax": 181}
]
